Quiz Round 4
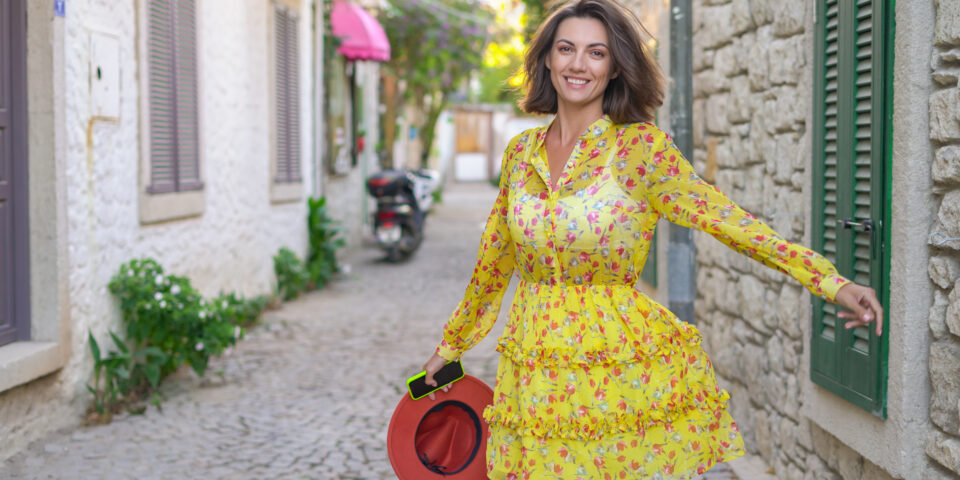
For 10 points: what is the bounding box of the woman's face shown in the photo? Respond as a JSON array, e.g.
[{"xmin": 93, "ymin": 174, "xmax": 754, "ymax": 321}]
[{"xmin": 545, "ymin": 16, "xmax": 615, "ymax": 112}]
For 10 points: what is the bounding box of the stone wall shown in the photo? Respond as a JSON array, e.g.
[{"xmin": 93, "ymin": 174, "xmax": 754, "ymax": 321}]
[
  {"xmin": 689, "ymin": 1, "xmax": 895, "ymax": 478},
  {"xmin": 927, "ymin": 0, "xmax": 960, "ymax": 475}
]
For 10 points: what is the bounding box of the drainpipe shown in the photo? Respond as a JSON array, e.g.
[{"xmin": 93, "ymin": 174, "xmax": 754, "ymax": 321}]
[{"xmin": 668, "ymin": 0, "xmax": 696, "ymax": 324}]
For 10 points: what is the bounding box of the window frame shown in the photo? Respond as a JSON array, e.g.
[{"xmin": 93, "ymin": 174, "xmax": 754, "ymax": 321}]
[
  {"xmin": 269, "ymin": 0, "xmax": 304, "ymax": 203},
  {"xmin": 137, "ymin": 0, "xmax": 205, "ymax": 224}
]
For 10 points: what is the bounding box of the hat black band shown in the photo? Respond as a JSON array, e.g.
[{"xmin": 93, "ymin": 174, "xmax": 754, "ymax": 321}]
[{"xmin": 415, "ymin": 400, "xmax": 483, "ymax": 476}]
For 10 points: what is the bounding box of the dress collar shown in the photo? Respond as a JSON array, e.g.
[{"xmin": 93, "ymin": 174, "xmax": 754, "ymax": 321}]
[{"xmin": 532, "ymin": 114, "xmax": 612, "ymax": 153}]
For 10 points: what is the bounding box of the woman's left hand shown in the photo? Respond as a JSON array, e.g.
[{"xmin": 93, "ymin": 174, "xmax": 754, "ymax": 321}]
[{"xmin": 834, "ymin": 283, "xmax": 884, "ymax": 336}]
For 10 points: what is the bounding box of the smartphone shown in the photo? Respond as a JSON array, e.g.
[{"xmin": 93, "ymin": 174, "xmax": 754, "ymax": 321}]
[{"xmin": 406, "ymin": 360, "xmax": 465, "ymax": 400}]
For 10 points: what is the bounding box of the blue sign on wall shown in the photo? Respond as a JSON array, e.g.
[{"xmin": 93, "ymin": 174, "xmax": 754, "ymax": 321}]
[{"xmin": 54, "ymin": 0, "xmax": 65, "ymax": 17}]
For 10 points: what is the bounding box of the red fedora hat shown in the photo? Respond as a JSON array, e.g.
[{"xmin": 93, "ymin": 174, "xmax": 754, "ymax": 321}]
[{"xmin": 387, "ymin": 374, "xmax": 493, "ymax": 479}]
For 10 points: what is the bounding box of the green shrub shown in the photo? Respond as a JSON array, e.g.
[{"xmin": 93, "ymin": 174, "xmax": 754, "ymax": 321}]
[
  {"xmin": 306, "ymin": 196, "xmax": 345, "ymax": 288},
  {"xmin": 88, "ymin": 258, "xmax": 267, "ymax": 418},
  {"xmin": 274, "ymin": 196, "xmax": 345, "ymax": 300},
  {"xmin": 274, "ymin": 247, "xmax": 310, "ymax": 300}
]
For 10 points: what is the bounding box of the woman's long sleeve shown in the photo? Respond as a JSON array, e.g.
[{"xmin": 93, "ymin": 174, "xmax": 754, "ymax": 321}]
[
  {"xmin": 638, "ymin": 128, "xmax": 850, "ymax": 302},
  {"xmin": 435, "ymin": 144, "xmax": 518, "ymax": 361}
]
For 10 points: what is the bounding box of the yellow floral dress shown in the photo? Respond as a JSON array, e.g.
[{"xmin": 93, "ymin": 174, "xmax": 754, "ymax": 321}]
[{"xmin": 436, "ymin": 117, "xmax": 850, "ymax": 480}]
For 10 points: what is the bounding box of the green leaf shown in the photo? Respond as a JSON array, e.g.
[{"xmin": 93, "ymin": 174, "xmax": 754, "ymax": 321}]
[{"xmin": 88, "ymin": 332, "xmax": 101, "ymax": 363}]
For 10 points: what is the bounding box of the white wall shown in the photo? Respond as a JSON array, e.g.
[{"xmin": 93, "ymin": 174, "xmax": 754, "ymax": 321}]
[{"xmin": 1, "ymin": 0, "xmax": 316, "ymax": 460}]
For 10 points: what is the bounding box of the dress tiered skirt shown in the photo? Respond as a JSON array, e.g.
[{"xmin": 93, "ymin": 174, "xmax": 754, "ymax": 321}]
[{"xmin": 483, "ymin": 281, "xmax": 745, "ymax": 480}]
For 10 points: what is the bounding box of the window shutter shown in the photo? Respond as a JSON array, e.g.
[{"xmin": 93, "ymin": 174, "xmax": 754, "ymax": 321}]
[
  {"xmin": 174, "ymin": 0, "xmax": 201, "ymax": 190},
  {"xmin": 147, "ymin": 0, "xmax": 177, "ymax": 193},
  {"xmin": 811, "ymin": 0, "xmax": 890, "ymax": 417},
  {"xmin": 275, "ymin": 6, "xmax": 301, "ymax": 184}
]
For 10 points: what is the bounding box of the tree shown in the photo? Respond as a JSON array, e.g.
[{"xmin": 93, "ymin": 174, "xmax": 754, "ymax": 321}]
[{"xmin": 380, "ymin": 0, "xmax": 493, "ymax": 167}]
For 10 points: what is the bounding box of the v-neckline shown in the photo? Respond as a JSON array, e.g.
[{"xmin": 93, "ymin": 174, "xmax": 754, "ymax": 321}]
[{"xmin": 535, "ymin": 115, "xmax": 610, "ymax": 191}]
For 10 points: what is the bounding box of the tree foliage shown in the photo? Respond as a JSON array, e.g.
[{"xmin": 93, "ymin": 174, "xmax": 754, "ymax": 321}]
[{"xmin": 380, "ymin": 0, "xmax": 493, "ymax": 165}]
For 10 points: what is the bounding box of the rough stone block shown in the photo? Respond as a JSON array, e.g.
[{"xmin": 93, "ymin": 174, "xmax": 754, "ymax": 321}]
[
  {"xmin": 693, "ymin": 42, "xmax": 715, "ymax": 73},
  {"xmin": 729, "ymin": 76, "xmax": 753, "ymax": 124},
  {"xmin": 934, "ymin": 146, "xmax": 960, "ymax": 186},
  {"xmin": 935, "ymin": 0, "xmax": 960, "ymax": 47},
  {"xmin": 777, "ymin": 283, "xmax": 804, "ymax": 340},
  {"xmin": 748, "ymin": 27, "xmax": 773, "ymax": 91},
  {"xmin": 715, "ymin": 45, "xmax": 741, "ymax": 79},
  {"xmin": 700, "ymin": 4, "xmax": 735, "ymax": 49},
  {"xmin": 932, "ymin": 288, "xmax": 951, "ymax": 340},
  {"xmin": 772, "ymin": 133, "xmax": 800, "ymax": 184},
  {"xmin": 930, "ymin": 340, "xmax": 960, "ymax": 434},
  {"xmin": 926, "ymin": 429, "xmax": 960, "ymax": 473},
  {"xmin": 782, "ymin": 335, "xmax": 800, "ymax": 372},
  {"xmin": 730, "ymin": 0, "xmax": 755, "ymax": 35},
  {"xmin": 754, "ymin": 408, "xmax": 775, "ymax": 460},
  {"xmin": 932, "ymin": 48, "xmax": 960, "ymax": 86},
  {"xmin": 936, "ymin": 190, "xmax": 960, "ymax": 240},
  {"xmin": 695, "ymin": 69, "xmax": 731, "ymax": 97},
  {"xmin": 949, "ymin": 284, "xmax": 960, "ymax": 339},
  {"xmin": 705, "ymin": 93, "xmax": 732, "ymax": 133},
  {"xmin": 931, "ymin": 89, "xmax": 960, "ymax": 142},
  {"xmin": 773, "ymin": 2, "xmax": 806, "ymax": 37},
  {"xmin": 770, "ymin": 37, "xmax": 804, "ymax": 86},
  {"xmin": 693, "ymin": 98, "xmax": 706, "ymax": 147},
  {"xmin": 932, "ymin": 256, "xmax": 960, "ymax": 289},
  {"xmin": 739, "ymin": 274, "xmax": 770, "ymax": 331}
]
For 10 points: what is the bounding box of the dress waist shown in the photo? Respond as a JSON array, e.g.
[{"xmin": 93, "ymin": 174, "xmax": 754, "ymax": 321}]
[{"xmin": 498, "ymin": 279, "xmax": 702, "ymax": 367}]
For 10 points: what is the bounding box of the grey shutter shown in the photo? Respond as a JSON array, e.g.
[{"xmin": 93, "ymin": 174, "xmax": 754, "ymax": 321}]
[
  {"xmin": 0, "ymin": 0, "xmax": 29, "ymax": 346},
  {"xmin": 174, "ymin": 0, "xmax": 201, "ymax": 190},
  {"xmin": 147, "ymin": 0, "xmax": 177, "ymax": 193},
  {"xmin": 275, "ymin": 6, "xmax": 301, "ymax": 184},
  {"xmin": 147, "ymin": 0, "xmax": 200, "ymax": 193}
]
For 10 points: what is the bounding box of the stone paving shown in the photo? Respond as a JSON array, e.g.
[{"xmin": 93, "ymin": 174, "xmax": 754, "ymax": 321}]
[{"xmin": 2, "ymin": 182, "xmax": 740, "ymax": 479}]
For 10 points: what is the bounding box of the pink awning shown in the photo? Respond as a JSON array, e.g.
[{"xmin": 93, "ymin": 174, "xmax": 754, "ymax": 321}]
[{"xmin": 331, "ymin": 1, "xmax": 390, "ymax": 62}]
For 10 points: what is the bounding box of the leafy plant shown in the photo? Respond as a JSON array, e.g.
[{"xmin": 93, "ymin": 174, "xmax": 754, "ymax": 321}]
[
  {"xmin": 275, "ymin": 196, "xmax": 345, "ymax": 300},
  {"xmin": 274, "ymin": 247, "xmax": 311, "ymax": 301},
  {"xmin": 307, "ymin": 196, "xmax": 345, "ymax": 288},
  {"xmin": 87, "ymin": 258, "xmax": 266, "ymax": 418}
]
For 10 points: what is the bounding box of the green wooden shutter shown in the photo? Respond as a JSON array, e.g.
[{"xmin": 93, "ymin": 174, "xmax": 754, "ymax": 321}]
[{"xmin": 811, "ymin": 0, "xmax": 891, "ymax": 417}]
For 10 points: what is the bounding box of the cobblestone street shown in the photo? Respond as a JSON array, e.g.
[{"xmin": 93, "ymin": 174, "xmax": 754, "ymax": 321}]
[{"xmin": 2, "ymin": 183, "xmax": 748, "ymax": 479}]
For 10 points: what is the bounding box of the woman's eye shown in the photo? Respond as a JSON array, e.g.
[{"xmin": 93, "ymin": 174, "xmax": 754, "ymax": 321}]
[{"xmin": 591, "ymin": 50, "xmax": 606, "ymax": 58}]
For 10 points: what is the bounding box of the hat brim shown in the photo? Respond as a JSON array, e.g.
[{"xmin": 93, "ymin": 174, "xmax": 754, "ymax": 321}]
[{"xmin": 387, "ymin": 374, "xmax": 493, "ymax": 479}]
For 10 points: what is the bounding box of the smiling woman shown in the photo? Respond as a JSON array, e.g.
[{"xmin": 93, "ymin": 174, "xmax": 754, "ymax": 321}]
[{"xmin": 419, "ymin": 1, "xmax": 883, "ymax": 479}]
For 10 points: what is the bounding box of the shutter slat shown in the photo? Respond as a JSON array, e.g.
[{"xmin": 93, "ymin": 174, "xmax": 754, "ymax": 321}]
[
  {"xmin": 175, "ymin": 0, "xmax": 200, "ymax": 189},
  {"xmin": 148, "ymin": 0, "xmax": 177, "ymax": 193}
]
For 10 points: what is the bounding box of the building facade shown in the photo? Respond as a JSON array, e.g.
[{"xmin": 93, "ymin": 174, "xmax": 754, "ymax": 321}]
[
  {"xmin": 687, "ymin": 0, "xmax": 960, "ymax": 478},
  {"xmin": 0, "ymin": 0, "xmax": 381, "ymax": 462}
]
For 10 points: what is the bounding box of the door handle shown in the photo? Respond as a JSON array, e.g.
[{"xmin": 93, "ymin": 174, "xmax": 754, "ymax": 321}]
[{"xmin": 838, "ymin": 218, "xmax": 879, "ymax": 260}]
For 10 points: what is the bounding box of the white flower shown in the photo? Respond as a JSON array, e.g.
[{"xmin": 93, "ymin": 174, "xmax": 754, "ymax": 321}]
[
  {"xmin": 221, "ymin": 300, "xmax": 228, "ymax": 309},
  {"xmin": 154, "ymin": 292, "xmax": 163, "ymax": 301},
  {"xmin": 195, "ymin": 342, "xmax": 204, "ymax": 351},
  {"xmin": 199, "ymin": 311, "xmax": 206, "ymax": 319},
  {"xmin": 170, "ymin": 284, "xmax": 181, "ymax": 295},
  {"xmin": 159, "ymin": 300, "xmax": 167, "ymax": 308},
  {"xmin": 234, "ymin": 326, "xmax": 242, "ymax": 339},
  {"xmin": 155, "ymin": 274, "xmax": 164, "ymax": 286}
]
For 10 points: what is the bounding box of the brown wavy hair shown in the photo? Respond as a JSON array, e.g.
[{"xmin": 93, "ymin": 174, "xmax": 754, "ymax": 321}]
[{"xmin": 519, "ymin": 0, "xmax": 664, "ymax": 124}]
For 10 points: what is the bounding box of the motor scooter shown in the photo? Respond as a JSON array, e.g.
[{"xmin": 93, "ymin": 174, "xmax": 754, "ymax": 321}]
[{"xmin": 366, "ymin": 168, "xmax": 440, "ymax": 261}]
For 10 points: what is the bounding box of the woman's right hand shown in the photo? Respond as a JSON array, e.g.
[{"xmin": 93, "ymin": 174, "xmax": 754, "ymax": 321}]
[{"xmin": 423, "ymin": 352, "xmax": 453, "ymax": 400}]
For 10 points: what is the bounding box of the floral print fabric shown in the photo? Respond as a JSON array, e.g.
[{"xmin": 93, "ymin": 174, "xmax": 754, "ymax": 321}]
[{"xmin": 436, "ymin": 117, "xmax": 850, "ymax": 479}]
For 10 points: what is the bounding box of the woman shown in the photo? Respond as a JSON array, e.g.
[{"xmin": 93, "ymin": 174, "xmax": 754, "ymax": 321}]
[{"xmin": 422, "ymin": 1, "xmax": 883, "ymax": 478}]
